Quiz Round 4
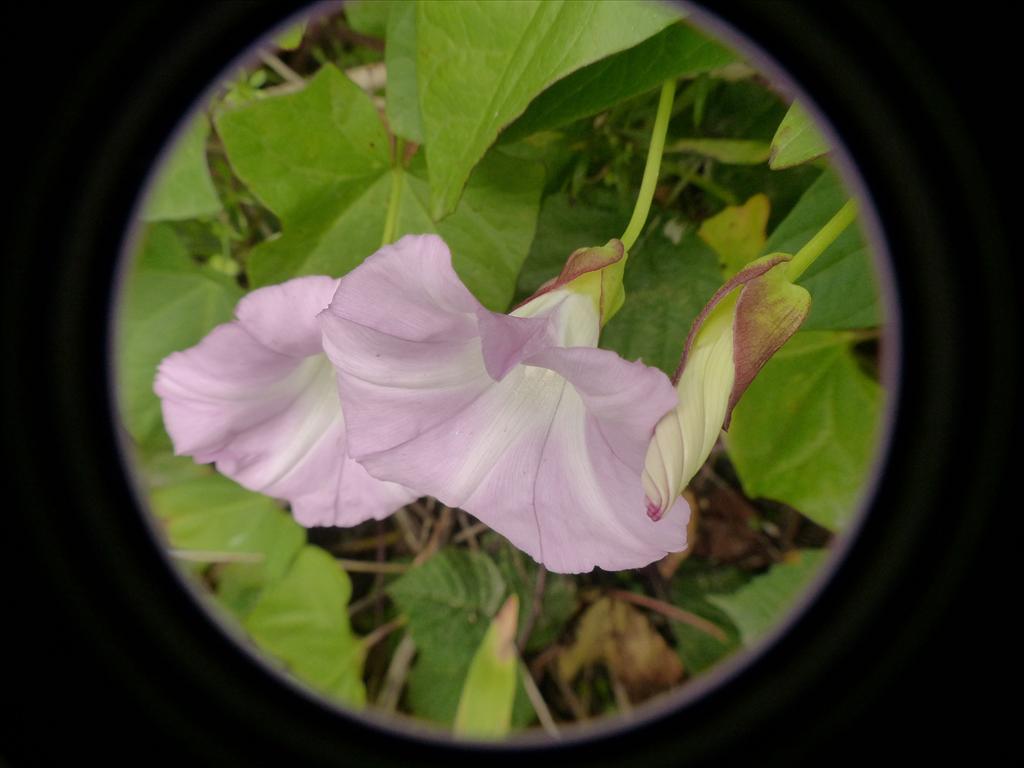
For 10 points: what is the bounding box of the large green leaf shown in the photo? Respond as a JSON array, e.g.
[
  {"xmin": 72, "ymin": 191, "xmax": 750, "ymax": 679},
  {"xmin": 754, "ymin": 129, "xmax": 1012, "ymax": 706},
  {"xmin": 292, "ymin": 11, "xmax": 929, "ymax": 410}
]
[
  {"xmin": 385, "ymin": 1, "xmax": 422, "ymax": 143},
  {"xmin": 149, "ymin": 473, "xmax": 305, "ymax": 583},
  {"xmin": 244, "ymin": 546, "xmax": 367, "ymax": 707},
  {"xmin": 500, "ymin": 22, "xmax": 735, "ymax": 144},
  {"xmin": 725, "ymin": 331, "xmax": 884, "ymax": 531},
  {"xmin": 601, "ymin": 228, "xmax": 723, "ymax": 376},
  {"xmin": 417, "ymin": 0, "xmax": 679, "ymax": 218},
  {"xmin": 216, "ymin": 64, "xmax": 391, "ymax": 221},
  {"xmin": 769, "ymin": 101, "xmax": 829, "ymax": 170},
  {"xmin": 344, "ymin": 0, "xmax": 393, "ymax": 38},
  {"xmin": 117, "ymin": 225, "xmax": 242, "ymax": 450},
  {"xmin": 762, "ymin": 169, "xmax": 880, "ymax": 329},
  {"xmin": 388, "ymin": 549, "xmax": 506, "ymax": 724},
  {"xmin": 708, "ymin": 550, "xmax": 828, "ymax": 644},
  {"xmin": 142, "ymin": 114, "xmax": 222, "ymax": 222},
  {"xmin": 217, "ymin": 64, "xmax": 543, "ymax": 310}
]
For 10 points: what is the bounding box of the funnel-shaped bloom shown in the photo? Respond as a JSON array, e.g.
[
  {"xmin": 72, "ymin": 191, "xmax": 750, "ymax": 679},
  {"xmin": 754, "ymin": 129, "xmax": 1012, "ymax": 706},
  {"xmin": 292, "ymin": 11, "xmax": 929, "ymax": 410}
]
[
  {"xmin": 154, "ymin": 275, "xmax": 415, "ymax": 526},
  {"xmin": 643, "ymin": 254, "xmax": 811, "ymax": 519},
  {"xmin": 320, "ymin": 234, "xmax": 689, "ymax": 573}
]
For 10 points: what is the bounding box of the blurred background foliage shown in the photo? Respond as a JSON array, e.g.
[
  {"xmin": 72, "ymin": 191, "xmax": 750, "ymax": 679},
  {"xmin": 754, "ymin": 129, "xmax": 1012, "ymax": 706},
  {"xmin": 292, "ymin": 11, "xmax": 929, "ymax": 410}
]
[{"xmin": 117, "ymin": 0, "xmax": 884, "ymax": 738}]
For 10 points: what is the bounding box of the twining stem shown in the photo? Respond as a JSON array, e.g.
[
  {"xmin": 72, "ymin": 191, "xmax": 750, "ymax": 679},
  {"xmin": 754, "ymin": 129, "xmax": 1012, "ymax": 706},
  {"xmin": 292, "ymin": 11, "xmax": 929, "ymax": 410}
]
[
  {"xmin": 785, "ymin": 199, "xmax": 858, "ymax": 281},
  {"xmin": 609, "ymin": 588, "xmax": 729, "ymax": 642},
  {"xmin": 620, "ymin": 79, "xmax": 677, "ymax": 252},
  {"xmin": 362, "ymin": 614, "xmax": 408, "ymax": 651},
  {"xmin": 336, "ymin": 558, "xmax": 409, "ymax": 574},
  {"xmin": 380, "ymin": 138, "xmax": 405, "ymax": 247}
]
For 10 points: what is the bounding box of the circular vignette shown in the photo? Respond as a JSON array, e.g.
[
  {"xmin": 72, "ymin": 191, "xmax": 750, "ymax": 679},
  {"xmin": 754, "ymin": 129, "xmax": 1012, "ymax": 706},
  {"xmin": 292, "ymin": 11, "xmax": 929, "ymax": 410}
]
[{"xmin": 2, "ymin": 1, "xmax": 1015, "ymax": 765}]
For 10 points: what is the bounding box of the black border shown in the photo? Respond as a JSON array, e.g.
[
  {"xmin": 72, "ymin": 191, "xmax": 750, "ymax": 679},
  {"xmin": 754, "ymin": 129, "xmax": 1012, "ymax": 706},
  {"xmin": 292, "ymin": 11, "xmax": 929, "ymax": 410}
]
[{"xmin": 3, "ymin": 2, "xmax": 1015, "ymax": 764}]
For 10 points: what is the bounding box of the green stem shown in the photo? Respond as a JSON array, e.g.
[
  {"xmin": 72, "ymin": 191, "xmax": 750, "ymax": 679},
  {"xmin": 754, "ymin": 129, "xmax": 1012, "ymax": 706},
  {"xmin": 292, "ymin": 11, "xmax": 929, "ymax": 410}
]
[
  {"xmin": 620, "ymin": 79, "xmax": 676, "ymax": 252},
  {"xmin": 380, "ymin": 139, "xmax": 405, "ymax": 247},
  {"xmin": 785, "ymin": 199, "xmax": 858, "ymax": 281}
]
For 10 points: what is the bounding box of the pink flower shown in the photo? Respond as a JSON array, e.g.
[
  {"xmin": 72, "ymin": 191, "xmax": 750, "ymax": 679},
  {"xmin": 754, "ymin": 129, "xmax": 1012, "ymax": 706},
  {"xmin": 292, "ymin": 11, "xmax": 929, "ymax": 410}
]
[
  {"xmin": 154, "ymin": 275, "xmax": 415, "ymax": 527},
  {"xmin": 319, "ymin": 234, "xmax": 690, "ymax": 573}
]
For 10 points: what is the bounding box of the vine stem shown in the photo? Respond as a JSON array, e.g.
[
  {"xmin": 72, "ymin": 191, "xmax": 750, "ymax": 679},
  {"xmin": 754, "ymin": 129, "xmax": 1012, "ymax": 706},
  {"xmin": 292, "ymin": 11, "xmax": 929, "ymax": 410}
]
[
  {"xmin": 620, "ymin": 79, "xmax": 677, "ymax": 252},
  {"xmin": 380, "ymin": 139, "xmax": 405, "ymax": 247},
  {"xmin": 785, "ymin": 198, "xmax": 858, "ymax": 281}
]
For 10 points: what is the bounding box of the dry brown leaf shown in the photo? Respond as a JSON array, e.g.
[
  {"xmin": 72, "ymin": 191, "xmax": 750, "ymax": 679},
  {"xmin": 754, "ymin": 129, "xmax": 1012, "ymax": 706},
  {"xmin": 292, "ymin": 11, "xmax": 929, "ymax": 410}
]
[{"xmin": 557, "ymin": 597, "xmax": 683, "ymax": 702}]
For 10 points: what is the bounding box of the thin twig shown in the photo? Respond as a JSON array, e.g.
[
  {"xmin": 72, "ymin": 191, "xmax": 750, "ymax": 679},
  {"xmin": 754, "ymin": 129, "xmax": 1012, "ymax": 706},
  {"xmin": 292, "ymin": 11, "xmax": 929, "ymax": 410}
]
[
  {"xmin": 451, "ymin": 521, "xmax": 489, "ymax": 545},
  {"xmin": 373, "ymin": 520, "xmax": 387, "ymax": 626},
  {"xmin": 416, "ymin": 517, "xmax": 434, "ymax": 551},
  {"xmin": 413, "ymin": 506, "xmax": 454, "ymax": 565},
  {"xmin": 610, "ymin": 675, "xmax": 633, "ymax": 719},
  {"xmin": 394, "ymin": 508, "xmax": 423, "ymax": 554},
  {"xmin": 409, "ymin": 497, "xmax": 436, "ymax": 523},
  {"xmin": 529, "ymin": 644, "xmax": 560, "ymax": 680},
  {"xmin": 337, "ymin": 530, "xmax": 401, "ymax": 554},
  {"xmin": 260, "ymin": 80, "xmax": 306, "ymax": 98},
  {"xmin": 550, "ymin": 658, "xmax": 587, "ymax": 721},
  {"xmin": 377, "ymin": 634, "xmax": 417, "ymax": 711},
  {"xmin": 456, "ymin": 510, "xmax": 480, "ymax": 553},
  {"xmin": 519, "ymin": 659, "xmax": 560, "ymax": 737},
  {"xmin": 347, "ymin": 588, "xmax": 387, "ymax": 617},
  {"xmin": 517, "ymin": 565, "xmax": 547, "ymax": 651},
  {"xmin": 259, "ymin": 51, "xmax": 303, "ymax": 84},
  {"xmin": 336, "ymin": 558, "xmax": 410, "ymax": 575},
  {"xmin": 609, "ymin": 589, "xmax": 728, "ymax": 643},
  {"xmin": 361, "ymin": 615, "xmax": 408, "ymax": 651}
]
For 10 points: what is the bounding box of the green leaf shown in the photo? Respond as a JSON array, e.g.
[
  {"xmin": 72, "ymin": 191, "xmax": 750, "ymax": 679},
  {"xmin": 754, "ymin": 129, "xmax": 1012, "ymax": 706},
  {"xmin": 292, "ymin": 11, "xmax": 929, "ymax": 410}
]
[
  {"xmin": 216, "ymin": 65, "xmax": 391, "ymax": 221},
  {"xmin": 385, "ymin": 1, "xmax": 422, "ymax": 142},
  {"xmin": 149, "ymin": 473, "xmax": 305, "ymax": 584},
  {"xmin": 244, "ymin": 546, "xmax": 367, "ymax": 707},
  {"xmin": 217, "ymin": 65, "xmax": 543, "ymax": 310},
  {"xmin": 117, "ymin": 225, "xmax": 242, "ymax": 449},
  {"xmin": 769, "ymin": 101, "xmax": 829, "ymax": 170},
  {"xmin": 454, "ymin": 595, "xmax": 519, "ymax": 739},
  {"xmin": 142, "ymin": 114, "xmax": 222, "ymax": 222},
  {"xmin": 601, "ymin": 227, "xmax": 723, "ymax": 376},
  {"xmin": 388, "ymin": 549, "xmax": 506, "ymax": 724},
  {"xmin": 665, "ymin": 137, "xmax": 770, "ymax": 165},
  {"xmin": 674, "ymin": 78, "xmax": 787, "ymax": 143},
  {"xmin": 493, "ymin": 540, "xmax": 576, "ymax": 653},
  {"xmin": 725, "ymin": 331, "xmax": 884, "ymax": 531},
  {"xmin": 273, "ymin": 20, "xmax": 307, "ymax": 51},
  {"xmin": 667, "ymin": 561, "xmax": 746, "ymax": 674},
  {"xmin": 707, "ymin": 550, "xmax": 828, "ymax": 644},
  {"xmin": 762, "ymin": 169, "xmax": 879, "ymax": 329},
  {"xmin": 698, "ymin": 193, "xmax": 770, "ymax": 278},
  {"xmin": 134, "ymin": 451, "xmax": 212, "ymax": 490},
  {"xmin": 417, "ymin": 0, "xmax": 679, "ymax": 218},
  {"xmin": 500, "ymin": 22, "xmax": 735, "ymax": 144},
  {"xmin": 515, "ymin": 191, "xmax": 630, "ymax": 302},
  {"xmin": 344, "ymin": 0, "xmax": 393, "ymax": 38}
]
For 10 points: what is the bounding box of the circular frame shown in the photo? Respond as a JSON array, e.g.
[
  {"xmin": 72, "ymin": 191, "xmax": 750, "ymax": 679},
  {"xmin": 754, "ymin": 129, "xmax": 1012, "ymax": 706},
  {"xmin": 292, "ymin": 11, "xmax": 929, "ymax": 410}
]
[{"xmin": 3, "ymin": 1, "xmax": 1014, "ymax": 764}]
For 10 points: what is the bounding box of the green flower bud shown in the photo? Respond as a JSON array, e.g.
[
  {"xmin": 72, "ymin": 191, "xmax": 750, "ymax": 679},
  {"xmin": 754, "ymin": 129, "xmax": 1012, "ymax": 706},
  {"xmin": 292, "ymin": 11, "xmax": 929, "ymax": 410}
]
[{"xmin": 643, "ymin": 253, "xmax": 811, "ymax": 519}]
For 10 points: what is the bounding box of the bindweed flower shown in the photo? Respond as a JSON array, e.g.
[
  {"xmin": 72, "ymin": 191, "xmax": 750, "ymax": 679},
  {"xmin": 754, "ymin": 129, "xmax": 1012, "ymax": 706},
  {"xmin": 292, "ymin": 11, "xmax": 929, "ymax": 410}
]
[
  {"xmin": 319, "ymin": 234, "xmax": 690, "ymax": 574},
  {"xmin": 154, "ymin": 275, "xmax": 415, "ymax": 526},
  {"xmin": 643, "ymin": 254, "xmax": 811, "ymax": 519}
]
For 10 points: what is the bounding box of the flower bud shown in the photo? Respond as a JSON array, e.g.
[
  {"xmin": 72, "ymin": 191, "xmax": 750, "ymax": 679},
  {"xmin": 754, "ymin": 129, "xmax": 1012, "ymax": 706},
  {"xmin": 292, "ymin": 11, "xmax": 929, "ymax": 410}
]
[{"xmin": 643, "ymin": 253, "xmax": 811, "ymax": 519}]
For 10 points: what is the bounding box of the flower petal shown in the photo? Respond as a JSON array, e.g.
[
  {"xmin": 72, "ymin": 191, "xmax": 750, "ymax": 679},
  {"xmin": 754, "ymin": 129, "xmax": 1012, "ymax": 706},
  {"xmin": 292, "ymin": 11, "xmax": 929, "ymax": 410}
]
[
  {"xmin": 155, "ymin": 275, "xmax": 413, "ymax": 526},
  {"xmin": 321, "ymin": 234, "xmax": 689, "ymax": 573}
]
